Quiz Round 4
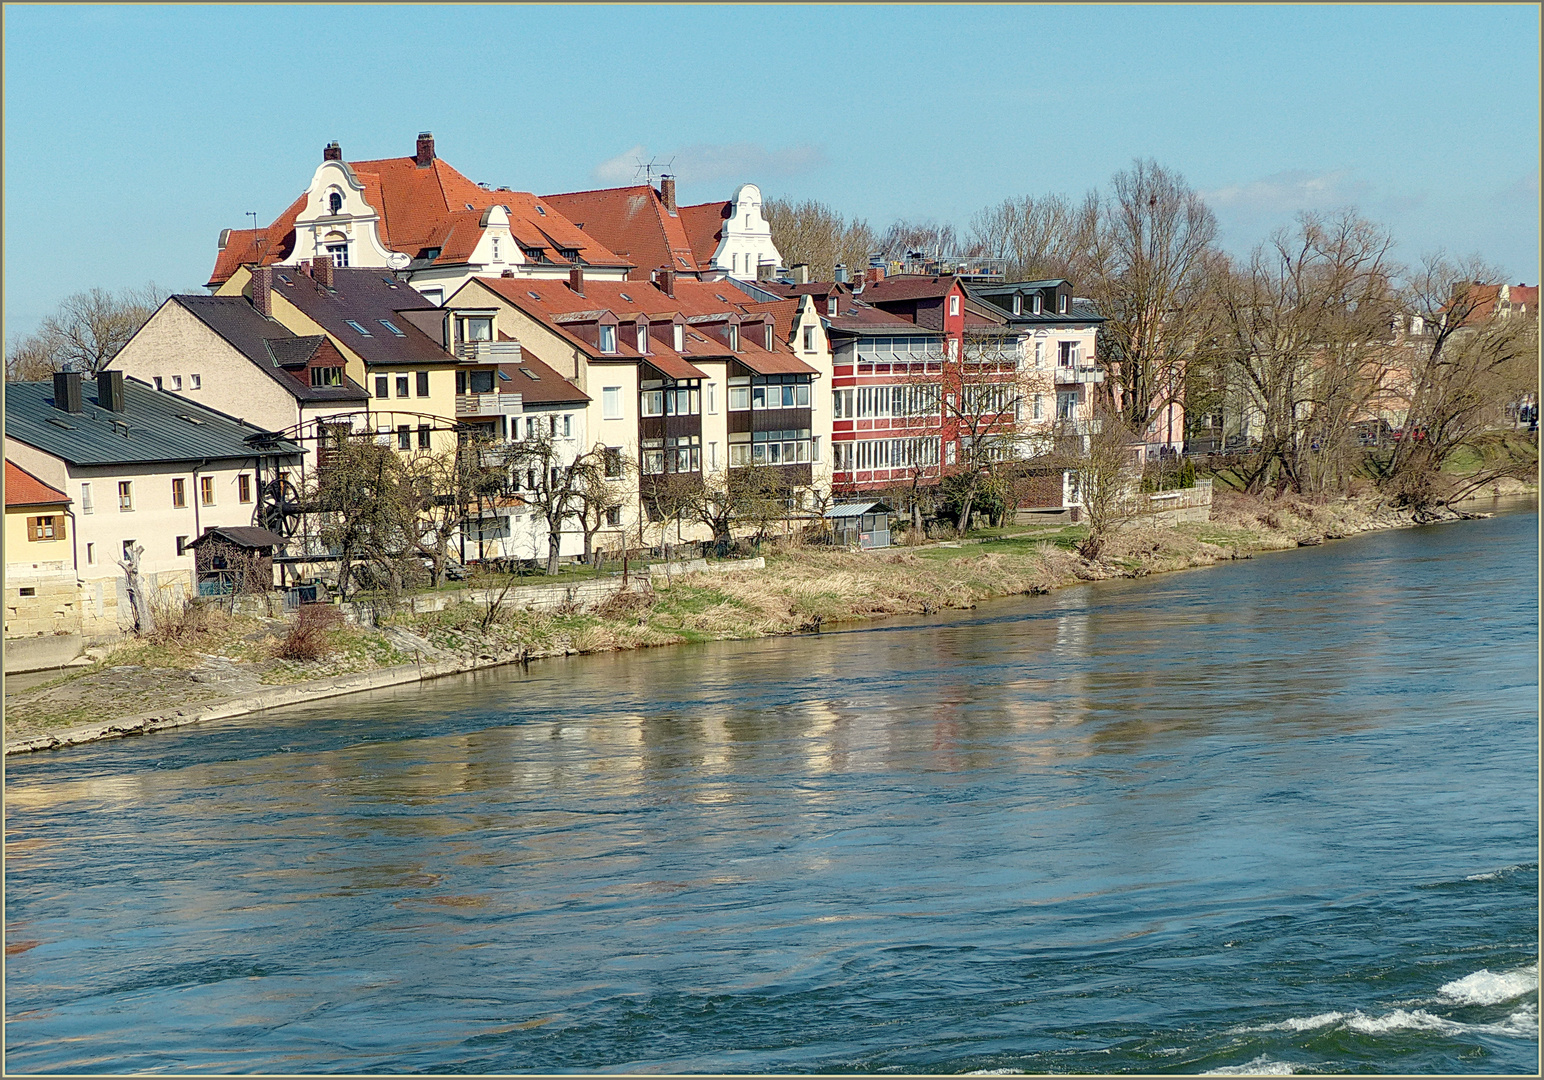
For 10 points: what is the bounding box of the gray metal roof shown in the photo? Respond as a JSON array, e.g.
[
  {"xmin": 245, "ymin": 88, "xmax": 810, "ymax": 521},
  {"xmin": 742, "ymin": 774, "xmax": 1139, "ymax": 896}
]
[
  {"xmin": 186, "ymin": 525, "xmax": 288, "ymax": 549},
  {"xmin": 5, "ymin": 378, "xmax": 303, "ymax": 467},
  {"xmin": 825, "ymin": 501, "xmax": 892, "ymax": 518}
]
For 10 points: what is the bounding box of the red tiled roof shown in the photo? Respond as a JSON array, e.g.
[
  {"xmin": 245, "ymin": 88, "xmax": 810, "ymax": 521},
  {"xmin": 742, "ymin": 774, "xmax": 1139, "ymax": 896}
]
[
  {"xmin": 5, "ymin": 460, "xmax": 69, "ymax": 507},
  {"xmin": 543, "ymin": 185, "xmax": 702, "ymax": 280},
  {"xmin": 678, "ymin": 200, "xmax": 731, "ymax": 266},
  {"xmin": 469, "ymin": 276, "xmax": 815, "ymax": 377},
  {"xmin": 208, "ymin": 152, "xmax": 630, "ymax": 286}
]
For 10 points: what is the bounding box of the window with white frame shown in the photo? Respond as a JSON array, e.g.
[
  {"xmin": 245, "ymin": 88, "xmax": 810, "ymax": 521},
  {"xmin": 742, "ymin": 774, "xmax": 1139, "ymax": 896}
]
[
  {"xmin": 949, "ymin": 295, "xmax": 960, "ymax": 316},
  {"xmin": 326, "ymin": 242, "xmax": 349, "ymax": 267},
  {"xmin": 1031, "ymin": 294, "xmax": 1042, "ymax": 315},
  {"xmin": 80, "ymin": 482, "xmax": 93, "ymax": 514},
  {"xmin": 803, "ymin": 326, "xmax": 815, "ymax": 352},
  {"xmin": 1059, "ymin": 293, "xmax": 1068, "ymax": 314},
  {"xmin": 827, "ymin": 297, "xmax": 838, "ymax": 316},
  {"xmin": 598, "ymin": 324, "xmax": 617, "ymax": 353},
  {"xmin": 602, "ymin": 386, "xmax": 622, "ymax": 419},
  {"xmin": 171, "ymin": 375, "xmax": 183, "ymax": 390},
  {"xmin": 706, "ymin": 382, "xmax": 717, "ymax": 414},
  {"xmin": 637, "ymin": 325, "xmax": 649, "ymax": 353},
  {"xmin": 1058, "ymin": 340, "xmax": 1078, "ymax": 367},
  {"xmin": 673, "ymin": 324, "xmax": 684, "ymax": 351},
  {"xmin": 728, "ymin": 324, "xmax": 740, "ymax": 351},
  {"xmin": 1057, "ymin": 390, "xmax": 1077, "ymax": 419}
]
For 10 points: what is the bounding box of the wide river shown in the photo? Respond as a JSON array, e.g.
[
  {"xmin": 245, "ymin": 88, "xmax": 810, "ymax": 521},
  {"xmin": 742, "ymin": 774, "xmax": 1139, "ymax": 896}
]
[{"xmin": 5, "ymin": 507, "xmax": 1538, "ymax": 1074}]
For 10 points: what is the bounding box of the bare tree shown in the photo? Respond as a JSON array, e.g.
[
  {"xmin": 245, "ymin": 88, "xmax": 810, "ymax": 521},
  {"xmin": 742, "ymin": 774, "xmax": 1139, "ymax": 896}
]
[
  {"xmin": 402, "ymin": 434, "xmax": 504, "ymax": 584},
  {"xmin": 117, "ymin": 542, "xmax": 156, "ymax": 635},
  {"xmin": 1211, "ymin": 211, "xmax": 1401, "ymax": 496},
  {"xmin": 573, "ymin": 446, "xmax": 632, "ymax": 567},
  {"xmin": 1380, "ymin": 256, "xmax": 1540, "ymax": 513},
  {"xmin": 6, "ymin": 282, "xmax": 170, "ymax": 379},
  {"xmin": 1052, "ymin": 402, "xmax": 1144, "ymax": 561},
  {"xmin": 505, "ymin": 429, "xmax": 615, "ymax": 574},
  {"xmin": 877, "ymin": 220, "xmax": 966, "ymax": 262},
  {"xmin": 1083, "ymin": 160, "xmax": 1220, "ymax": 437},
  {"xmin": 968, "ymin": 193, "xmax": 1094, "ymax": 281},
  {"xmin": 763, "ymin": 198, "xmax": 877, "ymax": 280}
]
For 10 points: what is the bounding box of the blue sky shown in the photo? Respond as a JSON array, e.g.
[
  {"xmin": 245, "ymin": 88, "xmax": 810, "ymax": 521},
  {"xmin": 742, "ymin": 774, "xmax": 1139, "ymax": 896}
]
[{"xmin": 4, "ymin": 4, "xmax": 1539, "ymax": 337}]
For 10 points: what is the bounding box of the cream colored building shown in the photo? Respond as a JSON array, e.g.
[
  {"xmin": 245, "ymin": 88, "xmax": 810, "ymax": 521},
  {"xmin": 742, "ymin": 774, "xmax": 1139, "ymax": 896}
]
[{"xmin": 4, "ymin": 373, "xmax": 302, "ymax": 640}]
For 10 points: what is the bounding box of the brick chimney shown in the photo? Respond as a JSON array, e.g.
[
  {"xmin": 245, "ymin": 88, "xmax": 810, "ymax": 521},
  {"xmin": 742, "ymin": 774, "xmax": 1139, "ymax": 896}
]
[
  {"xmin": 252, "ymin": 266, "xmax": 274, "ymax": 317},
  {"xmin": 568, "ymin": 265, "xmax": 585, "ymax": 295},
  {"xmin": 323, "ymin": 140, "xmax": 342, "ymax": 161},
  {"xmin": 312, "ymin": 254, "xmax": 334, "ymax": 288},
  {"xmin": 97, "ymin": 370, "xmax": 126, "ymax": 412},
  {"xmin": 659, "ymin": 175, "xmax": 677, "ymax": 214},
  {"xmin": 53, "ymin": 371, "xmax": 83, "ymax": 414},
  {"xmin": 657, "ymin": 268, "xmax": 676, "ymax": 298},
  {"xmin": 415, "ymin": 131, "xmax": 435, "ymax": 168}
]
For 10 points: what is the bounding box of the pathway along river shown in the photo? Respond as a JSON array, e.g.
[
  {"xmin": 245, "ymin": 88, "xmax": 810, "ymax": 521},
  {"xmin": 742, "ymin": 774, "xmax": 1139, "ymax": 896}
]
[{"xmin": 5, "ymin": 507, "xmax": 1538, "ymax": 1074}]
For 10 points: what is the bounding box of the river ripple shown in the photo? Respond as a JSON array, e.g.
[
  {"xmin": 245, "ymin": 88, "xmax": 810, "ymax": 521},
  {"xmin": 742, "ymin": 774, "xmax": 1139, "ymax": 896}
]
[{"xmin": 5, "ymin": 509, "xmax": 1538, "ymax": 1074}]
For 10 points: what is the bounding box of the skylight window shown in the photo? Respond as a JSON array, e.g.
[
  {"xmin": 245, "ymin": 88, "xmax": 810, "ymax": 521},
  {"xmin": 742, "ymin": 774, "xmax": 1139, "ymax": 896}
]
[
  {"xmin": 378, "ymin": 319, "xmax": 406, "ymax": 336},
  {"xmin": 345, "ymin": 320, "xmax": 372, "ymax": 336},
  {"xmin": 520, "ymin": 368, "xmax": 540, "ymax": 381},
  {"xmin": 536, "ymin": 206, "xmax": 546, "ymax": 216},
  {"xmin": 715, "ymin": 294, "xmax": 728, "ymax": 302},
  {"xmin": 619, "ymin": 292, "xmax": 632, "ymax": 302},
  {"xmin": 277, "ymin": 273, "xmax": 293, "ymax": 284},
  {"xmin": 177, "ymin": 414, "xmax": 206, "ymax": 426},
  {"xmin": 528, "ymin": 291, "xmax": 541, "ymax": 299}
]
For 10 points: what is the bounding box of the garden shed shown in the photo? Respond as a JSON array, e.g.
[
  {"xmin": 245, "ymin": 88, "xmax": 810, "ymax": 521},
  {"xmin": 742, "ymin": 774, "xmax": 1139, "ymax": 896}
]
[
  {"xmin": 186, "ymin": 525, "xmax": 286, "ymax": 595},
  {"xmin": 824, "ymin": 502, "xmax": 893, "ymax": 549}
]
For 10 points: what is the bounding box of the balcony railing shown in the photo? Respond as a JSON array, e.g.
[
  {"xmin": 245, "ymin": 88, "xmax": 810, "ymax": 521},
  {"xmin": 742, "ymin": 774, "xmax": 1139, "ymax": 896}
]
[
  {"xmin": 1054, "ymin": 364, "xmax": 1105, "ymax": 384},
  {"xmin": 456, "ymin": 341, "xmax": 523, "ymax": 363},
  {"xmin": 455, "ymin": 391, "xmax": 523, "ymax": 418}
]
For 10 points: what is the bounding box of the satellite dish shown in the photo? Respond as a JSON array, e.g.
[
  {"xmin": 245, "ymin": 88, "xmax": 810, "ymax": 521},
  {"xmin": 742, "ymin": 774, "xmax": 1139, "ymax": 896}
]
[{"xmin": 387, "ymin": 251, "xmax": 411, "ymax": 270}]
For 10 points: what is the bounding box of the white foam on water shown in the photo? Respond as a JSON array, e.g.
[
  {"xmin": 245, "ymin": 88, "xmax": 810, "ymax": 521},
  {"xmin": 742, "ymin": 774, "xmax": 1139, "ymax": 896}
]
[
  {"xmin": 1464, "ymin": 864, "xmax": 1531, "ymax": 881},
  {"xmin": 1437, "ymin": 963, "xmax": 1538, "ymax": 1006},
  {"xmin": 1202, "ymin": 1054, "xmax": 1301, "ymax": 1075},
  {"xmin": 1237, "ymin": 1012, "xmax": 1345, "ymax": 1033},
  {"xmin": 1342, "ymin": 1008, "xmax": 1458, "ymax": 1034},
  {"xmin": 959, "ymin": 1070, "xmax": 1023, "ymax": 1076}
]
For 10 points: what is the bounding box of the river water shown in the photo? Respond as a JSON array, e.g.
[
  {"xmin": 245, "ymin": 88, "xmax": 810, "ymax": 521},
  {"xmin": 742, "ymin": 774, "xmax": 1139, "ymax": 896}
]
[{"xmin": 5, "ymin": 508, "xmax": 1538, "ymax": 1074}]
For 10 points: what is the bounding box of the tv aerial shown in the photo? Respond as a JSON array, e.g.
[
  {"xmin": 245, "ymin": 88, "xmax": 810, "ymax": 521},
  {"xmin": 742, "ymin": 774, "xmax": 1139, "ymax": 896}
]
[{"xmin": 634, "ymin": 156, "xmax": 676, "ymax": 185}]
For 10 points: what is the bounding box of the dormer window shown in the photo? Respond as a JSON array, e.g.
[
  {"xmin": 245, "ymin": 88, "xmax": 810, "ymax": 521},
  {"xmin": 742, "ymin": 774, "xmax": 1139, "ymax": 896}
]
[
  {"xmin": 1012, "ymin": 295, "xmax": 1022, "ymax": 315},
  {"xmin": 764, "ymin": 323, "xmax": 774, "ymax": 351},
  {"xmin": 673, "ymin": 324, "xmax": 684, "ymax": 351},
  {"xmin": 1059, "ymin": 293, "xmax": 1068, "ymax": 314},
  {"xmin": 326, "ymin": 242, "xmax": 349, "ymax": 268},
  {"xmin": 827, "ymin": 297, "xmax": 837, "ymax": 316},
  {"xmin": 637, "ymin": 325, "xmax": 649, "ymax": 353},
  {"xmin": 1031, "ymin": 294, "xmax": 1043, "ymax": 315},
  {"xmin": 328, "ymin": 191, "xmax": 343, "ymax": 214},
  {"xmin": 728, "ymin": 324, "xmax": 740, "ymax": 351},
  {"xmin": 599, "ymin": 324, "xmax": 617, "ymax": 353}
]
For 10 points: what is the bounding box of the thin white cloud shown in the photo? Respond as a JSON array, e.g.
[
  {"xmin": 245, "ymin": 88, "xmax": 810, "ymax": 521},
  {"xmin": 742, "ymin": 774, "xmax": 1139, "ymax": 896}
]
[
  {"xmin": 591, "ymin": 142, "xmax": 827, "ymax": 185},
  {"xmin": 1204, "ymin": 168, "xmax": 1372, "ymax": 213},
  {"xmin": 592, "ymin": 144, "xmax": 649, "ymax": 184}
]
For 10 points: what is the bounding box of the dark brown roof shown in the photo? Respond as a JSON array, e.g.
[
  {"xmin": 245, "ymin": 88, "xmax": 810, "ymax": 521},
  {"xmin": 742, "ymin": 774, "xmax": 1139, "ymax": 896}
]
[
  {"xmin": 274, "ymin": 267, "xmax": 453, "ymax": 366},
  {"xmin": 186, "ymin": 525, "xmax": 288, "ymax": 549},
  {"xmin": 171, "ymin": 296, "xmax": 370, "ymax": 402},
  {"xmin": 862, "ymin": 275, "xmax": 961, "ymax": 301},
  {"xmin": 497, "ymin": 346, "xmax": 588, "ymax": 406}
]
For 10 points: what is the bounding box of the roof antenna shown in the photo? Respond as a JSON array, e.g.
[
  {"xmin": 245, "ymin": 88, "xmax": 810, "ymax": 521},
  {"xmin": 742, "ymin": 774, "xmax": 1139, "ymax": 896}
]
[
  {"xmin": 634, "ymin": 156, "xmax": 675, "ymax": 185},
  {"xmin": 247, "ymin": 212, "xmax": 258, "ymax": 231}
]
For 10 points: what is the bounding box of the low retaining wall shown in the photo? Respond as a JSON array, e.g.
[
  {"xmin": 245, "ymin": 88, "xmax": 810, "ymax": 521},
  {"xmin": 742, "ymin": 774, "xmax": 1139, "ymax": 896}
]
[
  {"xmin": 648, "ymin": 556, "xmax": 765, "ymax": 583},
  {"xmin": 337, "ymin": 577, "xmax": 651, "ymax": 626},
  {"xmin": 3, "ymin": 633, "xmax": 86, "ymax": 675}
]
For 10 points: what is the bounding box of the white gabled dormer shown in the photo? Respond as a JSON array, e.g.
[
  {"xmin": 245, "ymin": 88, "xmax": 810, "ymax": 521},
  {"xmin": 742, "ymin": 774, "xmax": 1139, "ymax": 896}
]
[
  {"xmin": 470, "ymin": 204, "xmax": 521, "ymax": 269},
  {"xmin": 285, "ymin": 146, "xmax": 404, "ymax": 271},
  {"xmin": 711, "ymin": 183, "xmax": 783, "ymax": 281}
]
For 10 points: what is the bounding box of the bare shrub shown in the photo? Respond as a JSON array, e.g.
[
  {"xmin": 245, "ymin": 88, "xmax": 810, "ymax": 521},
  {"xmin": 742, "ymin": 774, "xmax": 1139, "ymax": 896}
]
[
  {"xmin": 274, "ymin": 604, "xmax": 342, "ymax": 661},
  {"xmin": 592, "ymin": 588, "xmax": 654, "ymax": 621},
  {"xmin": 147, "ymin": 596, "xmax": 221, "ymax": 645}
]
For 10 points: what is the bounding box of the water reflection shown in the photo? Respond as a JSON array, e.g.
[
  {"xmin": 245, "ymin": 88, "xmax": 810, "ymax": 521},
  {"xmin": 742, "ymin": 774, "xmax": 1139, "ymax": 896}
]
[{"xmin": 4, "ymin": 512, "xmax": 1537, "ymax": 1075}]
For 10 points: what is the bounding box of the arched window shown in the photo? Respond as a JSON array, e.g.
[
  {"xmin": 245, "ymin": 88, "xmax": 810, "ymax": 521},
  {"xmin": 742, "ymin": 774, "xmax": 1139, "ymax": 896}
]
[{"xmin": 328, "ymin": 191, "xmax": 343, "ymax": 214}]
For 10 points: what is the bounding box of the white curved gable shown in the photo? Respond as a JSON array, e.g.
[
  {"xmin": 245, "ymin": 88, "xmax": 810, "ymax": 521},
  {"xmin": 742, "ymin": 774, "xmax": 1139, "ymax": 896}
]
[{"xmin": 711, "ymin": 182, "xmax": 782, "ymax": 280}]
